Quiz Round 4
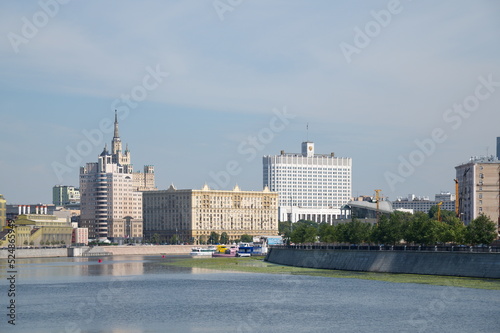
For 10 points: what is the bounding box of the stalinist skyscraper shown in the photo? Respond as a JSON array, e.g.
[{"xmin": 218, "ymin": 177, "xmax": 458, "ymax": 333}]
[{"xmin": 80, "ymin": 112, "xmax": 156, "ymax": 242}]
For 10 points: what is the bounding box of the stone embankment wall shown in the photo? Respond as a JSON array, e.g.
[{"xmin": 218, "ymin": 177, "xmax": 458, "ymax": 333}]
[
  {"xmin": 0, "ymin": 248, "xmax": 67, "ymax": 259},
  {"xmin": 265, "ymin": 248, "xmax": 500, "ymax": 279},
  {"xmin": 101, "ymin": 245, "xmax": 192, "ymax": 255},
  {"xmin": 0, "ymin": 245, "xmax": 193, "ymax": 259}
]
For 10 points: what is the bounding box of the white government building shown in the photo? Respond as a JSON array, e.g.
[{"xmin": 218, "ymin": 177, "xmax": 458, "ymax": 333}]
[{"xmin": 263, "ymin": 141, "xmax": 352, "ymax": 223}]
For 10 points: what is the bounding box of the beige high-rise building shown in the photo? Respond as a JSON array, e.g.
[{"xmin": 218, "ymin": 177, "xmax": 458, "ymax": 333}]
[
  {"xmin": 143, "ymin": 184, "xmax": 279, "ymax": 244},
  {"xmin": 0, "ymin": 194, "xmax": 6, "ymax": 229},
  {"xmin": 80, "ymin": 112, "xmax": 156, "ymax": 242},
  {"xmin": 455, "ymin": 156, "xmax": 500, "ymax": 232}
]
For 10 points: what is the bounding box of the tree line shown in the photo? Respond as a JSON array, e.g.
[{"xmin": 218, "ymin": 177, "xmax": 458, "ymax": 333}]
[{"xmin": 280, "ymin": 208, "xmax": 498, "ymax": 246}]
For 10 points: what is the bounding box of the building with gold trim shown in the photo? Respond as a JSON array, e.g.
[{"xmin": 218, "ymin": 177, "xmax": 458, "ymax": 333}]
[
  {"xmin": 0, "ymin": 194, "xmax": 6, "ymax": 229},
  {"xmin": 0, "ymin": 213, "xmax": 73, "ymax": 247},
  {"xmin": 143, "ymin": 185, "xmax": 279, "ymax": 244}
]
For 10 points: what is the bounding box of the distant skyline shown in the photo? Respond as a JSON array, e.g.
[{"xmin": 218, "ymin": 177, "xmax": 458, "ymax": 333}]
[{"xmin": 1, "ymin": 1, "xmax": 499, "ymax": 204}]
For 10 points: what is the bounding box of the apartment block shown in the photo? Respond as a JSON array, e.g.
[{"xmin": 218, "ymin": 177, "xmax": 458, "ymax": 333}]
[
  {"xmin": 455, "ymin": 156, "xmax": 500, "ymax": 230},
  {"xmin": 143, "ymin": 184, "xmax": 279, "ymax": 244}
]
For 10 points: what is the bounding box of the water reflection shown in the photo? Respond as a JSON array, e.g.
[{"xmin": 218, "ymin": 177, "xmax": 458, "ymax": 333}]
[
  {"xmin": 0, "ymin": 255, "xmax": 218, "ymax": 281},
  {"xmin": 1, "ymin": 255, "xmax": 500, "ymax": 333}
]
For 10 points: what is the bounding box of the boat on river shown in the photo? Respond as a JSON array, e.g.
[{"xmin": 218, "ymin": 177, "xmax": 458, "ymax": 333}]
[
  {"xmin": 236, "ymin": 245, "xmax": 254, "ymax": 257},
  {"xmin": 212, "ymin": 245, "xmax": 238, "ymax": 257},
  {"xmin": 190, "ymin": 246, "xmax": 216, "ymax": 257}
]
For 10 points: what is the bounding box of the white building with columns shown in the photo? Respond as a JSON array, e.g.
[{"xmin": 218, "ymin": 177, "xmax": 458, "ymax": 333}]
[{"xmin": 263, "ymin": 142, "xmax": 352, "ymax": 223}]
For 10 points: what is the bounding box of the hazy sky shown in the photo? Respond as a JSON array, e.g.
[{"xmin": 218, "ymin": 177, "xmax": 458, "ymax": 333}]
[{"xmin": 1, "ymin": 0, "xmax": 499, "ymax": 204}]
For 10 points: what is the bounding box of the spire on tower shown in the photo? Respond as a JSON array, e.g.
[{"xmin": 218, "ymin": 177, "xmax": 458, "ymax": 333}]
[
  {"xmin": 113, "ymin": 110, "xmax": 120, "ymax": 139},
  {"xmin": 112, "ymin": 110, "xmax": 122, "ymax": 155}
]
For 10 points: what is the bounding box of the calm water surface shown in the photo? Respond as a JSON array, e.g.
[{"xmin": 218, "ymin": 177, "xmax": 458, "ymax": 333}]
[{"xmin": 1, "ymin": 255, "xmax": 499, "ymax": 333}]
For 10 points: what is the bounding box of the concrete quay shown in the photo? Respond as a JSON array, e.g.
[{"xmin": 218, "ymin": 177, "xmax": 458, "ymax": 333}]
[
  {"xmin": 265, "ymin": 248, "xmax": 500, "ymax": 279},
  {"xmin": 0, "ymin": 245, "xmax": 193, "ymax": 259}
]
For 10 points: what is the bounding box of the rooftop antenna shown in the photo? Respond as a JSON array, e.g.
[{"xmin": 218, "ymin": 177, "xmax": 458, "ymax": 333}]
[{"xmin": 306, "ymin": 123, "xmax": 309, "ymax": 142}]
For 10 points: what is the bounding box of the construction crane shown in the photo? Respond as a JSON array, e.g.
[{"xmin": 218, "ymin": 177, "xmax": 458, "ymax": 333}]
[{"xmin": 437, "ymin": 201, "xmax": 443, "ymax": 222}]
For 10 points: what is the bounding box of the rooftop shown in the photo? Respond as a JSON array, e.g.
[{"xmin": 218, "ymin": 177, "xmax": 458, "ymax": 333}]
[{"xmin": 456, "ymin": 155, "xmax": 500, "ymax": 166}]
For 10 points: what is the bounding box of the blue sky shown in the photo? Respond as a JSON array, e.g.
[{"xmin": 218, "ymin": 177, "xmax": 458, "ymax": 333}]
[{"xmin": 1, "ymin": 0, "xmax": 499, "ymax": 204}]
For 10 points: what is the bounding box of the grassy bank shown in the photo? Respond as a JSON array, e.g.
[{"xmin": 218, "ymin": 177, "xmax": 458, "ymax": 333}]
[{"xmin": 164, "ymin": 256, "xmax": 500, "ymax": 290}]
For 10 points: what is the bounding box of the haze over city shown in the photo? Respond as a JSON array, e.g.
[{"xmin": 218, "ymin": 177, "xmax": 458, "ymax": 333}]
[{"xmin": 1, "ymin": 1, "xmax": 499, "ymax": 204}]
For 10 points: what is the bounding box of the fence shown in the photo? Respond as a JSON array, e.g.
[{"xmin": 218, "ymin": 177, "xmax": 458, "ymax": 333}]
[{"xmin": 271, "ymin": 244, "xmax": 500, "ymax": 253}]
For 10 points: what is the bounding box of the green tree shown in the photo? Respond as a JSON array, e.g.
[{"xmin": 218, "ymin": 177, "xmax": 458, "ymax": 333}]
[
  {"xmin": 198, "ymin": 235, "xmax": 207, "ymax": 245},
  {"xmin": 335, "ymin": 223, "xmax": 349, "ymax": 243},
  {"xmin": 208, "ymin": 232, "xmax": 220, "ymax": 244},
  {"xmin": 465, "ymin": 215, "xmax": 497, "ymax": 245},
  {"xmin": 29, "ymin": 240, "xmax": 34, "ymax": 246},
  {"xmin": 345, "ymin": 219, "xmax": 372, "ymax": 244},
  {"xmin": 170, "ymin": 234, "xmax": 179, "ymax": 245},
  {"xmin": 23, "ymin": 240, "xmax": 28, "ymax": 246},
  {"xmin": 240, "ymin": 234, "xmax": 253, "ymax": 243},
  {"xmin": 151, "ymin": 233, "xmax": 160, "ymax": 244},
  {"xmin": 404, "ymin": 212, "xmax": 442, "ymax": 245},
  {"xmin": 279, "ymin": 221, "xmax": 293, "ymax": 234},
  {"xmin": 290, "ymin": 224, "xmax": 306, "ymax": 243},
  {"xmin": 303, "ymin": 226, "xmax": 318, "ymax": 243},
  {"xmin": 279, "ymin": 221, "xmax": 292, "ymax": 244},
  {"xmin": 373, "ymin": 213, "xmax": 403, "ymax": 245},
  {"xmin": 290, "ymin": 222, "xmax": 318, "ymax": 244},
  {"xmin": 318, "ymin": 223, "xmax": 336, "ymax": 243},
  {"xmin": 428, "ymin": 205, "xmax": 453, "ymax": 219},
  {"xmin": 439, "ymin": 216, "xmax": 466, "ymax": 244},
  {"xmin": 220, "ymin": 232, "xmax": 229, "ymax": 244}
]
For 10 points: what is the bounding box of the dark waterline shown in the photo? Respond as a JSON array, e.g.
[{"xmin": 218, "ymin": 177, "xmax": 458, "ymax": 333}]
[{"xmin": 1, "ymin": 255, "xmax": 499, "ymax": 333}]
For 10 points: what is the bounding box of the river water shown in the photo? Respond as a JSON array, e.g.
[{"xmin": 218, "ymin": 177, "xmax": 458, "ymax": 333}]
[{"xmin": 0, "ymin": 255, "xmax": 499, "ymax": 333}]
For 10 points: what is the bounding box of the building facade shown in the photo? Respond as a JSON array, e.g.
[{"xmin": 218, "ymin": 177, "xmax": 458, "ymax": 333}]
[
  {"xmin": 143, "ymin": 184, "xmax": 279, "ymax": 244},
  {"xmin": 53, "ymin": 185, "xmax": 80, "ymax": 207},
  {"xmin": 79, "ymin": 112, "xmax": 155, "ymax": 242},
  {"xmin": 455, "ymin": 156, "xmax": 500, "ymax": 230},
  {"xmin": 71, "ymin": 222, "xmax": 89, "ymax": 245},
  {"xmin": 392, "ymin": 192, "xmax": 456, "ymax": 213},
  {"xmin": 0, "ymin": 212, "xmax": 74, "ymax": 248},
  {"xmin": 263, "ymin": 142, "xmax": 352, "ymax": 223},
  {"xmin": 497, "ymin": 137, "xmax": 500, "ymax": 160},
  {"xmin": 0, "ymin": 194, "xmax": 6, "ymax": 229}
]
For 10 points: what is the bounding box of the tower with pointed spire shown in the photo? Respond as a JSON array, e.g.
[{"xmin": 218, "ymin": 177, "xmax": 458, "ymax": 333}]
[
  {"xmin": 79, "ymin": 111, "xmax": 157, "ymax": 242},
  {"xmin": 112, "ymin": 110, "xmax": 121, "ymax": 155}
]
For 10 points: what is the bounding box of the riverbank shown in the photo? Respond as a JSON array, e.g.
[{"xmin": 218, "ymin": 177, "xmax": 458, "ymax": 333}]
[
  {"xmin": 0, "ymin": 245, "xmax": 193, "ymax": 258},
  {"xmin": 164, "ymin": 256, "xmax": 500, "ymax": 290},
  {"xmin": 266, "ymin": 247, "xmax": 500, "ymax": 279}
]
